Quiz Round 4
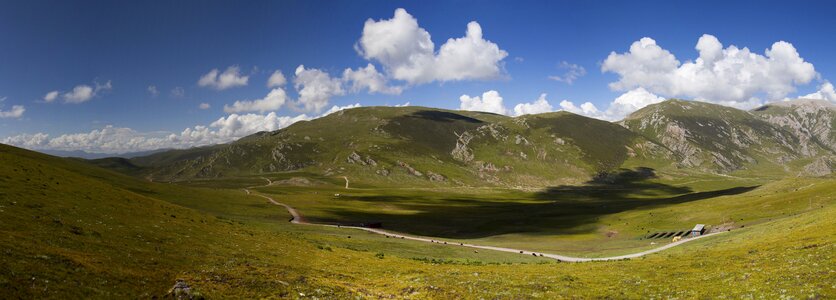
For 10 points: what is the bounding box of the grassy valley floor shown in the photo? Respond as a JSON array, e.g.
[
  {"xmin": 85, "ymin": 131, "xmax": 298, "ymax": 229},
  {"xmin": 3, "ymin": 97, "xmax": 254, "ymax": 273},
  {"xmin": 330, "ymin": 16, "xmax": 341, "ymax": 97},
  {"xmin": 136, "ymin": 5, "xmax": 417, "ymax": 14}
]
[{"xmin": 0, "ymin": 144, "xmax": 834, "ymax": 298}]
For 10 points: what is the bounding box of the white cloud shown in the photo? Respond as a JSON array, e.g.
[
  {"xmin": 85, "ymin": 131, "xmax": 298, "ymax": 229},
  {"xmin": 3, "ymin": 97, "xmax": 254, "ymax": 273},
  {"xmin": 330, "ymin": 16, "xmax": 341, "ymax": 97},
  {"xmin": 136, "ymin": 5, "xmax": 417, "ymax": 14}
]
[
  {"xmin": 199, "ymin": 103, "xmax": 211, "ymax": 110},
  {"xmin": 558, "ymin": 100, "xmax": 603, "ymax": 119},
  {"xmin": 43, "ymin": 91, "xmax": 59, "ymax": 102},
  {"xmin": 801, "ymin": 81, "xmax": 836, "ymax": 102},
  {"xmin": 604, "ymin": 87, "xmax": 666, "ymax": 120},
  {"xmin": 147, "ymin": 85, "xmax": 159, "ymax": 97},
  {"xmin": 63, "ymin": 85, "xmax": 94, "ymax": 103},
  {"xmin": 170, "ymin": 87, "xmax": 185, "ymax": 98},
  {"xmin": 60, "ymin": 80, "xmax": 111, "ymax": 104},
  {"xmin": 513, "ymin": 94, "xmax": 553, "ymax": 116},
  {"xmin": 343, "ymin": 64, "xmax": 403, "ymax": 95},
  {"xmin": 198, "ymin": 66, "xmax": 249, "ymax": 90},
  {"xmin": 2, "ymin": 112, "xmax": 313, "ymax": 154},
  {"xmin": 459, "ymin": 90, "xmax": 508, "ymax": 115},
  {"xmin": 293, "ymin": 65, "xmax": 345, "ymax": 113},
  {"xmin": 322, "ymin": 103, "xmax": 362, "ymax": 116},
  {"xmin": 602, "ymin": 34, "xmax": 817, "ymax": 108},
  {"xmin": 394, "ymin": 101, "xmax": 410, "ymax": 107},
  {"xmin": 548, "ymin": 61, "xmax": 587, "ymax": 84},
  {"xmin": 557, "ymin": 87, "xmax": 666, "ymax": 121},
  {"xmin": 267, "ymin": 70, "xmax": 287, "ymax": 88},
  {"xmin": 0, "ymin": 101, "xmax": 25, "ymax": 118},
  {"xmin": 2, "ymin": 133, "xmax": 47, "ymax": 148},
  {"xmin": 357, "ymin": 8, "xmax": 508, "ymax": 85},
  {"xmin": 223, "ymin": 88, "xmax": 289, "ymax": 113}
]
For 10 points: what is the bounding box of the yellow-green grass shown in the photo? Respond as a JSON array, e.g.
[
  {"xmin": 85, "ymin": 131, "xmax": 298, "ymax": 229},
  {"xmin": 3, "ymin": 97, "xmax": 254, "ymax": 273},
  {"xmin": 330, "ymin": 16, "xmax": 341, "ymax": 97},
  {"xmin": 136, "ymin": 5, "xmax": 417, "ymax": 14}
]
[
  {"xmin": 1, "ymin": 144, "xmax": 834, "ymax": 298},
  {"xmin": 247, "ymin": 171, "xmax": 828, "ymax": 257}
]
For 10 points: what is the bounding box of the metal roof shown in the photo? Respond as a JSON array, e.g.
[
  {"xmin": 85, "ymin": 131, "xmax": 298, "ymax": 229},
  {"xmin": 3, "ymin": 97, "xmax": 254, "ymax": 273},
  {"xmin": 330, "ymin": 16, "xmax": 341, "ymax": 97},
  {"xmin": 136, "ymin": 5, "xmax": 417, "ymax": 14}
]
[{"xmin": 692, "ymin": 224, "xmax": 705, "ymax": 231}]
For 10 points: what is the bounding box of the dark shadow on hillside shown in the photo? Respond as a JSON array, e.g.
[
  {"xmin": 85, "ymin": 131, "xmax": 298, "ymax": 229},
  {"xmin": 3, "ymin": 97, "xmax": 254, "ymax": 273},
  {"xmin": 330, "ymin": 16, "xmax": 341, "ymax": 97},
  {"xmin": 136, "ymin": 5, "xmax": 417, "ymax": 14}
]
[
  {"xmin": 315, "ymin": 168, "xmax": 759, "ymax": 239},
  {"xmin": 410, "ymin": 111, "xmax": 483, "ymax": 123}
]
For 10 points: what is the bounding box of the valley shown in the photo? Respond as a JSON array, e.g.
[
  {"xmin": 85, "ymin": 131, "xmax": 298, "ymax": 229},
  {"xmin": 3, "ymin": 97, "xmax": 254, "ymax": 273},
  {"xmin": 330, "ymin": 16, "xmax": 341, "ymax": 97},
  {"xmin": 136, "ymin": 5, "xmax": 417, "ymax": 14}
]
[{"xmin": 2, "ymin": 99, "xmax": 833, "ymax": 298}]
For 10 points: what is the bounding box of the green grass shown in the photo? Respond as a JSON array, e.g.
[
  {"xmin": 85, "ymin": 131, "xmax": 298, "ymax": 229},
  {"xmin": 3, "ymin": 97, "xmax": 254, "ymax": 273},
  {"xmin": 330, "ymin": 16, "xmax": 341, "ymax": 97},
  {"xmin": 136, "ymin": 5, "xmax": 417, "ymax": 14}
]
[
  {"xmin": 1, "ymin": 143, "xmax": 834, "ymax": 298},
  {"xmin": 246, "ymin": 169, "xmax": 824, "ymax": 257}
]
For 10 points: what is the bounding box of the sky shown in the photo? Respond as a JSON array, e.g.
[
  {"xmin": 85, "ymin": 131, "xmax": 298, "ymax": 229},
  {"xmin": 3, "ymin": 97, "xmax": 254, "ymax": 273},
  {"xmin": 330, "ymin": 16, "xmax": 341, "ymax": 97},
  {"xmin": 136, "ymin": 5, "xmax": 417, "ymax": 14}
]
[{"xmin": 1, "ymin": 0, "xmax": 836, "ymax": 153}]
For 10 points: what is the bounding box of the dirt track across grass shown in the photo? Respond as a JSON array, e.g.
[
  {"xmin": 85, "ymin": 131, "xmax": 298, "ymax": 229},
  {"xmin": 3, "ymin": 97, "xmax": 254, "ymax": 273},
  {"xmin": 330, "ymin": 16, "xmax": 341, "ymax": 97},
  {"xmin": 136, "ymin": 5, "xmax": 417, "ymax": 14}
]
[{"xmin": 243, "ymin": 187, "xmax": 725, "ymax": 262}]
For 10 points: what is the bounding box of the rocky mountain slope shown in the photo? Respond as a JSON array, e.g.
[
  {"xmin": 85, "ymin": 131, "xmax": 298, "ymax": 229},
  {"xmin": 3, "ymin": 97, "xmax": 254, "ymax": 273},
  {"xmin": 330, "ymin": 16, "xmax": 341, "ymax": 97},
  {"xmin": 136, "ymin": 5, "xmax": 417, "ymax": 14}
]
[
  {"xmin": 751, "ymin": 99, "xmax": 836, "ymax": 176},
  {"xmin": 107, "ymin": 99, "xmax": 836, "ymax": 186}
]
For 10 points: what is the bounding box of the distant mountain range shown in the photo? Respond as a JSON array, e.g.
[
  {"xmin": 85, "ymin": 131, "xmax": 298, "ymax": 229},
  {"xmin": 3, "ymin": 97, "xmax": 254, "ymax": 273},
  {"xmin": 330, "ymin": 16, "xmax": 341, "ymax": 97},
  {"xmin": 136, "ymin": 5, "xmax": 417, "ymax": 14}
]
[{"xmin": 89, "ymin": 99, "xmax": 835, "ymax": 186}]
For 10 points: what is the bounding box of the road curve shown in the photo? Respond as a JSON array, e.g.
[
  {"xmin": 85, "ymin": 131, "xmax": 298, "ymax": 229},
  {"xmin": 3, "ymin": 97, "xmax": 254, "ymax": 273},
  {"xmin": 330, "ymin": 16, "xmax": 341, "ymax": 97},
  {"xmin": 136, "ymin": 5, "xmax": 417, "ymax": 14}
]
[{"xmin": 243, "ymin": 187, "xmax": 725, "ymax": 262}]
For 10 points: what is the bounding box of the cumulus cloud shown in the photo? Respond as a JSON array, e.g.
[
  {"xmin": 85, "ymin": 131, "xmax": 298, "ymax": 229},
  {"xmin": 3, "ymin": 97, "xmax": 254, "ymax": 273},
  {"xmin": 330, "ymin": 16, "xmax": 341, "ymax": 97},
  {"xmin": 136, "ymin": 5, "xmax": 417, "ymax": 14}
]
[
  {"xmin": 2, "ymin": 112, "xmax": 313, "ymax": 154},
  {"xmin": 602, "ymin": 34, "xmax": 817, "ymax": 108},
  {"xmin": 357, "ymin": 8, "xmax": 508, "ymax": 85},
  {"xmin": 293, "ymin": 65, "xmax": 345, "ymax": 113},
  {"xmin": 63, "ymin": 85, "xmax": 94, "ymax": 103},
  {"xmin": 801, "ymin": 81, "xmax": 836, "ymax": 102},
  {"xmin": 322, "ymin": 103, "xmax": 362, "ymax": 116},
  {"xmin": 198, "ymin": 66, "xmax": 249, "ymax": 90},
  {"xmin": 2, "ymin": 133, "xmax": 47, "ymax": 148},
  {"xmin": 199, "ymin": 103, "xmax": 211, "ymax": 110},
  {"xmin": 147, "ymin": 85, "xmax": 159, "ymax": 97},
  {"xmin": 223, "ymin": 88, "xmax": 289, "ymax": 113},
  {"xmin": 548, "ymin": 61, "xmax": 587, "ymax": 84},
  {"xmin": 513, "ymin": 94, "xmax": 553, "ymax": 116},
  {"xmin": 58, "ymin": 80, "xmax": 112, "ymax": 104},
  {"xmin": 557, "ymin": 87, "xmax": 666, "ymax": 121},
  {"xmin": 459, "ymin": 90, "xmax": 508, "ymax": 115},
  {"xmin": 0, "ymin": 97, "xmax": 25, "ymax": 119},
  {"xmin": 342, "ymin": 64, "xmax": 403, "ymax": 95},
  {"xmin": 558, "ymin": 100, "xmax": 603, "ymax": 119},
  {"xmin": 43, "ymin": 91, "xmax": 59, "ymax": 102},
  {"xmin": 267, "ymin": 70, "xmax": 287, "ymax": 88}
]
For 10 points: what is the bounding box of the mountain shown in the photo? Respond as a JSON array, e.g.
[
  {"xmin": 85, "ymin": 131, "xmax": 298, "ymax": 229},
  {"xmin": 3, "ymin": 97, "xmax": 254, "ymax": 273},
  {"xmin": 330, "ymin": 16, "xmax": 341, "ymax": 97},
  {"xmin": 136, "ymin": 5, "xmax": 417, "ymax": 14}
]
[
  {"xmin": 620, "ymin": 99, "xmax": 836, "ymax": 175},
  {"xmin": 751, "ymin": 99, "xmax": 836, "ymax": 176},
  {"xmin": 112, "ymin": 100, "xmax": 836, "ymax": 185},
  {"xmin": 127, "ymin": 107, "xmax": 674, "ymax": 186}
]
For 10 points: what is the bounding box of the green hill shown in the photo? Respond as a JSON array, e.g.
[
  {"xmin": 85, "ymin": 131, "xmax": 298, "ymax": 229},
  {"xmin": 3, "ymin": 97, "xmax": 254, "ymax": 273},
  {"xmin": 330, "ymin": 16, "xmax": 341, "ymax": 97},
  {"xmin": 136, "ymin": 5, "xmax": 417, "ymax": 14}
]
[
  {"xmin": 127, "ymin": 106, "xmax": 677, "ymax": 186},
  {"xmin": 115, "ymin": 100, "xmax": 835, "ymax": 187},
  {"xmin": 1, "ymin": 143, "xmax": 833, "ymax": 298}
]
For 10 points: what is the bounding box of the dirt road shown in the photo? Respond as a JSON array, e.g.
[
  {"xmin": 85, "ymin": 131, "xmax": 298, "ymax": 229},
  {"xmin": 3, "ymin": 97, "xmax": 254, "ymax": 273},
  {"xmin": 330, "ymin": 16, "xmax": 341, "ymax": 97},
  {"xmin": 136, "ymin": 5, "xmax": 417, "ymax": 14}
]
[{"xmin": 243, "ymin": 187, "xmax": 724, "ymax": 262}]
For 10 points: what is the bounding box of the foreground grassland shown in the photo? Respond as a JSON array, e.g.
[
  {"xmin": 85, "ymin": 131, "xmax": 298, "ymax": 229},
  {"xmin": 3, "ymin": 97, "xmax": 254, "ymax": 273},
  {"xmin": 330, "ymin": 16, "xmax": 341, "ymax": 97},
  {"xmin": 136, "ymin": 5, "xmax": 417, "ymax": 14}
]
[{"xmin": 1, "ymin": 145, "xmax": 834, "ymax": 298}]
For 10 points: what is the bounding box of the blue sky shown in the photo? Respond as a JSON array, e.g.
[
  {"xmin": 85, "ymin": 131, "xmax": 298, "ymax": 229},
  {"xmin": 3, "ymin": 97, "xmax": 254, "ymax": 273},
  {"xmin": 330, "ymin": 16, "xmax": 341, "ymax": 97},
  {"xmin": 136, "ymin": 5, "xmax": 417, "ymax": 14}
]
[{"xmin": 1, "ymin": 0, "xmax": 836, "ymax": 153}]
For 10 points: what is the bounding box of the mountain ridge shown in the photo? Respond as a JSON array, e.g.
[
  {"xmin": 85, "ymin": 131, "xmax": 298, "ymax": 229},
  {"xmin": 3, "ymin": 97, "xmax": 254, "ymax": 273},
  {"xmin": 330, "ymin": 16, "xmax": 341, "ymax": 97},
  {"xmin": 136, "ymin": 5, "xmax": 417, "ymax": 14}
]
[{"xmin": 76, "ymin": 99, "xmax": 836, "ymax": 185}]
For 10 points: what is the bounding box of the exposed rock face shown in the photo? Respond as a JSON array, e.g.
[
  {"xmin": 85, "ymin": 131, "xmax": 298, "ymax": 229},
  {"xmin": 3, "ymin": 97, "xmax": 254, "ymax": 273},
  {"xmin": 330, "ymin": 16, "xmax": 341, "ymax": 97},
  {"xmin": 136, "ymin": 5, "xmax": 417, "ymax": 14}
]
[
  {"xmin": 346, "ymin": 151, "xmax": 364, "ymax": 165},
  {"xmin": 427, "ymin": 171, "xmax": 446, "ymax": 182},
  {"xmin": 621, "ymin": 99, "xmax": 823, "ymax": 173},
  {"xmin": 347, "ymin": 151, "xmax": 378, "ymax": 166},
  {"xmin": 397, "ymin": 161, "xmax": 423, "ymax": 177},
  {"xmin": 802, "ymin": 156, "xmax": 834, "ymax": 177},
  {"xmin": 376, "ymin": 169, "xmax": 390, "ymax": 176},
  {"xmin": 451, "ymin": 131, "xmax": 475, "ymax": 162},
  {"xmin": 754, "ymin": 99, "xmax": 836, "ymax": 157},
  {"xmin": 514, "ymin": 135, "xmax": 530, "ymax": 146}
]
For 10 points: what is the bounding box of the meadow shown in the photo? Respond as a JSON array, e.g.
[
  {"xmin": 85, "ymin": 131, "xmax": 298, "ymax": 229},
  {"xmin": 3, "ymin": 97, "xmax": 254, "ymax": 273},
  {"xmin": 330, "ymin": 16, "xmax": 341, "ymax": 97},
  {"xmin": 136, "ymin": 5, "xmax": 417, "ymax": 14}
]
[{"xmin": 1, "ymin": 144, "xmax": 833, "ymax": 298}]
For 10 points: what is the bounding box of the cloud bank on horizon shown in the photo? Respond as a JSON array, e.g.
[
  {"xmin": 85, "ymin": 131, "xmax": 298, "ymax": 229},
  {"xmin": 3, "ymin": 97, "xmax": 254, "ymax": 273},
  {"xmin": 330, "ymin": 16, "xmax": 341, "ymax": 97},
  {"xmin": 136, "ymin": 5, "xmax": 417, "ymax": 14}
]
[{"xmin": 2, "ymin": 7, "xmax": 835, "ymax": 154}]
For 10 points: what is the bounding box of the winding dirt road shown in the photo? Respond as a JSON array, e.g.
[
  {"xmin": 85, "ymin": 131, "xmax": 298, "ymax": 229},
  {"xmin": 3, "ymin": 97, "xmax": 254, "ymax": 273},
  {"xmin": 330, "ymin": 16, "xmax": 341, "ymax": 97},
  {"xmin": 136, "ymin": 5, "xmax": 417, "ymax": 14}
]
[{"xmin": 245, "ymin": 179, "xmax": 724, "ymax": 262}]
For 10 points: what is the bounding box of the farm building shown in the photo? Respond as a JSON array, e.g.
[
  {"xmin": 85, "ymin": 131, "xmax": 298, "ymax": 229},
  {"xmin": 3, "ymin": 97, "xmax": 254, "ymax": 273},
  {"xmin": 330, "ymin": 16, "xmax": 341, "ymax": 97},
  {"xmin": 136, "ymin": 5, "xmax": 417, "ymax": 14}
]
[{"xmin": 691, "ymin": 224, "xmax": 705, "ymax": 237}]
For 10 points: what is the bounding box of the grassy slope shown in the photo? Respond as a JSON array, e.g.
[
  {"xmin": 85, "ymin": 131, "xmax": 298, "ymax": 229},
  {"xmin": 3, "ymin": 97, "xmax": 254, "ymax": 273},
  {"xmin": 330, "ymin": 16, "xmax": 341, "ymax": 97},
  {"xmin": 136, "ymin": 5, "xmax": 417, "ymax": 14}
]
[
  {"xmin": 1, "ymin": 144, "xmax": 833, "ymax": 298},
  {"xmin": 130, "ymin": 106, "xmax": 673, "ymax": 187}
]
